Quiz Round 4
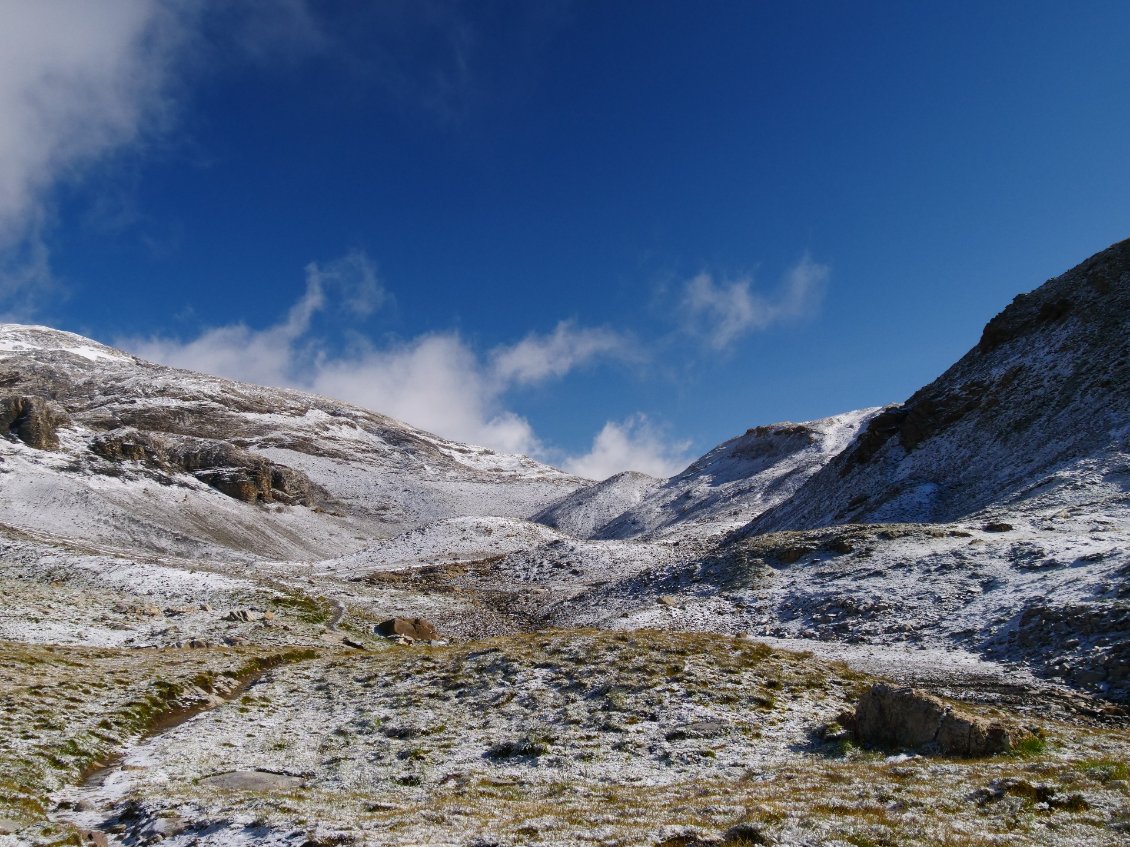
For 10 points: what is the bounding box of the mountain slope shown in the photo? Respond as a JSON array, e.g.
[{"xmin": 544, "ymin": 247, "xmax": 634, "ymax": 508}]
[
  {"xmin": 536, "ymin": 410, "xmax": 877, "ymax": 541},
  {"xmin": 0, "ymin": 324, "xmax": 584, "ymax": 560},
  {"xmin": 743, "ymin": 237, "xmax": 1130, "ymax": 534},
  {"xmin": 531, "ymin": 470, "xmax": 662, "ymax": 538}
]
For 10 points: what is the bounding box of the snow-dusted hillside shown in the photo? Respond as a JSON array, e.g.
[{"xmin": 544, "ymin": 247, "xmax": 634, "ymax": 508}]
[
  {"xmin": 531, "ymin": 470, "xmax": 661, "ymax": 538},
  {"xmin": 536, "ymin": 410, "xmax": 877, "ymax": 541},
  {"xmin": 0, "ymin": 324, "xmax": 584, "ymax": 560},
  {"xmin": 742, "ymin": 237, "xmax": 1130, "ymax": 535}
]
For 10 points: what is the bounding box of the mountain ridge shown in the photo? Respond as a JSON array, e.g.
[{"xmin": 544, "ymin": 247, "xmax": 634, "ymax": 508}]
[{"xmin": 739, "ymin": 236, "xmax": 1130, "ymax": 536}]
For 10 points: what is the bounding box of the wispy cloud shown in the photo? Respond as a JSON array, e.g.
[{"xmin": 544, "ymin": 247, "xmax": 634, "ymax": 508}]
[
  {"xmin": 561, "ymin": 414, "xmax": 693, "ymax": 481},
  {"xmin": 119, "ymin": 253, "xmax": 634, "ymax": 459},
  {"xmin": 491, "ymin": 321, "xmax": 631, "ymax": 386},
  {"xmin": 680, "ymin": 255, "xmax": 829, "ymax": 350},
  {"xmin": 0, "ymin": 1, "xmax": 194, "ymax": 310},
  {"xmin": 124, "ymin": 251, "xmax": 387, "ymax": 389},
  {"xmin": 0, "ymin": 2, "xmax": 185, "ymax": 245},
  {"xmin": 0, "ymin": 1, "xmax": 336, "ymax": 316}
]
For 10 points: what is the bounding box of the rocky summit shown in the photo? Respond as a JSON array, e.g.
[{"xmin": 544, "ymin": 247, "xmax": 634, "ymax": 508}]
[{"xmin": 2, "ymin": 240, "xmax": 1129, "ymax": 847}]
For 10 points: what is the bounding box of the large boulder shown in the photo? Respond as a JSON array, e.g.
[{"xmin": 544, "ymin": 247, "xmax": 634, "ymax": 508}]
[
  {"xmin": 851, "ymin": 683, "xmax": 1018, "ymax": 756},
  {"xmin": 0, "ymin": 395, "xmax": 69, "ymax": 450}
]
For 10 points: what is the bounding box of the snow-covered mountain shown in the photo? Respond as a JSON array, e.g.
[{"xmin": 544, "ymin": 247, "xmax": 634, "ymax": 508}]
[
  {"xmin": 742, "ymin": 237, "xmax": 1130, "ymax": 535},
  {"xmin": 0, "ymin": 324, "xmax": 584, "ymax": 561},
  {"xmin": 588, "ymin": 410, "xmax": 878, "ymax": 540}
]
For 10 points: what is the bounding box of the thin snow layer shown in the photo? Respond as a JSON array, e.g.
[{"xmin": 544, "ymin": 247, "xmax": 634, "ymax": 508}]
[
  {"xmin": 0, "ymin": 323, "xmax": 132, "ymax": 362},
  {"xmin": 587, "ymin": 408, "xmax": 879, "ymax": 541},
  {"xmin": 47, "ymin": 633, "xmax": 1130, "ymax": 847},
  {"xmin": 0, "ymin": 532, "xmax": 275, "ymax": 648},
  {"xmin": 326, "ymin": 516, "xmax": 565, "ymax": 575},
  {"xmin": 255, "ymin": 444, "xmax": 575, "ymax": 533},
  {"xmin": 531, "ymin": 470, "xmax": 661, "ymax": 538},
  {"xmin": 49, "ymin": 633, "xmax": 862, "ymax": 846},
  {"xmin": 563, "ymin": 488, "xmax": 1130, "ymax": 700},
  {"xmin": 415, "ymin": 430, "xmax": 577, "ymax": 479},
  {"xmin": 0, "ymin": 435, "xmax": 363, "ymax": 562}
]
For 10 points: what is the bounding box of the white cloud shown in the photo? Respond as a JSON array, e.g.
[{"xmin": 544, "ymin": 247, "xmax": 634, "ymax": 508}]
[
  {"xmin": 308, "ymin": 333, "xmax": 541, "ymax": 456},
  {"xmin": 491, "ymin": 321, "xmax": 629, "ymax": 385},
  {"xmin": 118, "ymin": 256, "xmax": 634, "ymax": 459},
  {"xmin": 0, "ymin": 1, "xmax": 190, "ymax": 248},
  {"xmin": 681, "ymin": 255, "xmax": 829, "ymax": 350},
  {"xmin": 0, "ymin": 1, "xmax": 330, "ymax": 314},
  {"xmin": 124, "ymin": 252, "xmax": 385, "ymax": 389},
  {"xmin": 305, "ymin": 249, "xmax": 388, "ymax": 318},
  {"xmin": 562, "ymin": 414, "xmax": 693, "ymax": 481}
]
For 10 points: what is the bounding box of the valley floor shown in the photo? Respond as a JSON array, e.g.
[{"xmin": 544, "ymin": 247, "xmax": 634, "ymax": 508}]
[
  {"xmin": 1, "ymin": 491, "xmax": 1128, "ymax": 846},
  {"xmin": 1, "ymin": 587, "xmax": 1128, "ymax": 846}
]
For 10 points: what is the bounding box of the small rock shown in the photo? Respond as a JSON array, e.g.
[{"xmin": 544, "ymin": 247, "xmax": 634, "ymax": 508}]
[
  {"xmin": 342, "ymin": 637, "xmax": 367, "ymax": 650},
  {"xmin": 225, "ymin": 609, "xmax": 263, "ymax": 622},
  {"xmin": 175, "ymin": 638, "xmax": 211, "ymax": 649},
  {"xmin": 375, "ymin": 617, "xmax": 439, "ymax": 641},
  {"xmin": 983, "ymin": 522, "xmax": 1013, "ymax": 533},
  {"xmin": 657, "ymin": 595, "xmax": 680, "ymax": 607}
]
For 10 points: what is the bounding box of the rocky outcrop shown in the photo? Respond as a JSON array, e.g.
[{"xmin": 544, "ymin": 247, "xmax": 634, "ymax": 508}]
[
  {"xmin": 0, "ymin": 395, "xmax": 69, "ymax": 450},
  {"xmin": 166, "ymin": 439, "xmax": 314, "ymax": 505},
  {"xmin": 850, "ymin": 683, "xmax": 1020, "ymax": 756},
  {"xmin": 1009, "ymin": 601, "xmax": 1130, "ymax": 703},
  {"xmin": 89, "ymin": 428, "xmax": 167, "ymax": 464},
  {"xmin": 89, "ymin": 428, "xmax": 317, "ymax": 506}
]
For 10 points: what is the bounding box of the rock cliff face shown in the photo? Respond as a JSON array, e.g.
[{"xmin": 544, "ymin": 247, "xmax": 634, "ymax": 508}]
[
  {"xmin": 0, "ymin": 396, "xmax": 69, "ymax": 450},
  {"xmin": 743, "ymin": 237, "xmax": 1130, "ymax": 533},
  {"xmin": 90, "ymin": 429, "xmax": 319, "ymax": 505}
]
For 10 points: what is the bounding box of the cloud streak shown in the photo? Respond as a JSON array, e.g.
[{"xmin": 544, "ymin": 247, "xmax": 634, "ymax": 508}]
[
  {"xmin": 491, "ymin": 321, "xmax": 631, "ymax": 386},
  {"xmin": 120, "ymin": 254, "xmax": 640, "ymax": 461},
  {"xmin": 0, "ymin": 1, "xmax": 334, "ymax": 314},
  {"xmin": 0, "ymin": 1, "xmax": 189, "ymax": 247},
  {"xmin": 680, "ymin": 255, "xmax": 829, "ymax": 350}
]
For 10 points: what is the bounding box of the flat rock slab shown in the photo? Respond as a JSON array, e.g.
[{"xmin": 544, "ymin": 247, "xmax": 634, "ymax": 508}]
[
  {"xmin": 0, "ymin": 818, "xmax": 23, "ymax": 835},
  {"xmin": 199, "ymin": 770, "xmax": 304, "ymax": 792}
]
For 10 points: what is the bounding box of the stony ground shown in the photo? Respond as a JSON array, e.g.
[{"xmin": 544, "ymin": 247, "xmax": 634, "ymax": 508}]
[{"xmin": 0, "ymin": 628, "xmax": 1123, "ymax": 847}]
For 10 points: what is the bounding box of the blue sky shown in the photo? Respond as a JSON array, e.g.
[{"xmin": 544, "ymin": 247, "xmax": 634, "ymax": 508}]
[{"xmin": 2, "ymin": 1, "xmax": 1129, "ymax": 478}]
